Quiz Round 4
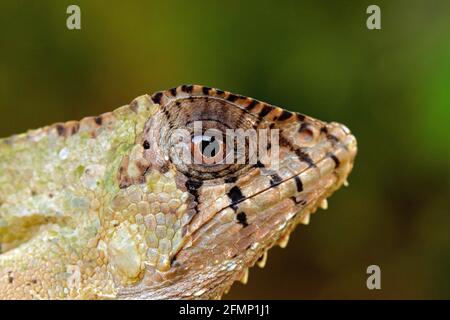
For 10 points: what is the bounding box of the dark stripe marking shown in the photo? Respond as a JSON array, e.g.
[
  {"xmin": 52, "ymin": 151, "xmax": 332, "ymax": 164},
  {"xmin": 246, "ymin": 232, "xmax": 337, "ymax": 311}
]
[
  {"xmin": 185, "ymin": 179, "xmax": 203, "ymax": 213},
  {"xmin": 246, "ymin": 99, "xmax": 258, "ymax": 111},
  {"xmin": 327, "ymin": 134, "xmax": 340, "ymax": 143},
  {"xmin": 152, "ymin": 92, "xmax": 163, "ymax": 104},
  {"xmin": 278, "ymin": 110, "xmax": 293, "ymax": 121},
  {"xmin": 169, "ymin": 87, "xmax": 177, "ymax": 96},
  {"xmin": 185, "ymin": 179, "xmax": 203, "ymax": 192},
  {"xmin": 95, "ymin": 117, "xmax": 102, "ymax": 125},
  {"xmin": 259, "ymin": 105, "xmax": 272, "ymax": 118},
  {"xmin": 224, "ymin": 176, "xmax": 238, "ymax": 183},
  {"xmin": 280, "ymin": 135, "xmax": 317, "ymax": 168},
  {"xmin": 202, "ymin": 86, "xmax": 211, "ymax": 95},
  {"xmin": 296, "ymin": 113, "xmax": 306, "ymax": 121},
  {"xmin": 329, "ymin": 154, "xmax": 340, "ymax": 168},
  {"xmin": 254, "ymin": 160, "xmax": 265, "ymax": 168},
  {"xmin": 227, "ymin": 93, "xmax": 239, "ymax": 102},
  {"xmin": 56, "ymin": 125, "xmax": 65, "ymax": 136},
  {"xmin": 295, "ymin": 149, "xmax": 317, "ymax": 168},
  {"xmin": 294, "ymin": 176, "xmax": 303, "ymax": 192},
  {"xmin": 291, "ymin": 197, "xmax": 307, "ymax": 206},
  {"xmin": 227, "ymin": 186, "xmax": 245, "ymax": 210},
  {"xmin": 270, "ymin": 174, "xmax": 283, "ymax": 187},
  {"xmin": 236, "ymin": 212, "xmax": 249, "ymax": 227},
  {"xmin": 163, "ymin": 109, "xmax": 171, "ymax": 121},
  {"xmin": 71, "ymin": 124, "xmax": 80, "ymax": 135}
]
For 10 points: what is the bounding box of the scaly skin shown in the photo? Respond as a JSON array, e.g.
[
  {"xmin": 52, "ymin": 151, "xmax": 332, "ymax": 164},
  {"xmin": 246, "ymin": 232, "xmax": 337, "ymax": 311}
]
[{"xmin": 0, "ymin": 85, "xmax": 357, "ymax": 299}]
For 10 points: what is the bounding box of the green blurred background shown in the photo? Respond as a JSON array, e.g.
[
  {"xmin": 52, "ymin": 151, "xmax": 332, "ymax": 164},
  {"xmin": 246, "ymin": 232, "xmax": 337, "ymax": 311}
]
[{"xmin": 0, "ymin": 0, "xmax": 449, "ymax": 299}]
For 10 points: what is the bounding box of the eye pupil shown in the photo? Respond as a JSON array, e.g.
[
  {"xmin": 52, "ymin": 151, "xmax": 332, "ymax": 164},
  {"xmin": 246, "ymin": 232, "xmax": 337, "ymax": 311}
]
[
  {"xmin": 192, "ymin": 134, "xmax": 221, "ymax": 159},
  {"xmin": 200, "ymin": 136, "xmax": 219, "ymax": 157},
  {"xmin": 201, "ymin": 140, "xmax": 214, "ymax": 157}
]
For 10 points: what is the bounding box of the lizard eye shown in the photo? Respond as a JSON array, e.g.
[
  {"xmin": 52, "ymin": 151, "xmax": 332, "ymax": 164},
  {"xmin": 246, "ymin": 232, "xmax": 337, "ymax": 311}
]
[
  {"xmin": 178, "ymin": 124, "xmax": 239, "ymax": 179},
  {"xmin": 146, "ymin": 95, "xmax": 260, "ymax": 181}
]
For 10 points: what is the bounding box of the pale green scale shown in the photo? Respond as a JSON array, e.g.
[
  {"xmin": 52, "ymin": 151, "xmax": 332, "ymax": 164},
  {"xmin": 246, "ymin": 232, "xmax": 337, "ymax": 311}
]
[{"xmin": 0, "ymin": 95, "xmax": 189, "ymax": 298}]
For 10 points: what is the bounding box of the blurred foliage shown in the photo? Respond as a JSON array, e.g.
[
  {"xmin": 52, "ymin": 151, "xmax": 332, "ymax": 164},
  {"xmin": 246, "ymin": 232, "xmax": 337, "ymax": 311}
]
[{"xmin": 0, "ymin": 0, "xmax": 449, "ymax": 299}]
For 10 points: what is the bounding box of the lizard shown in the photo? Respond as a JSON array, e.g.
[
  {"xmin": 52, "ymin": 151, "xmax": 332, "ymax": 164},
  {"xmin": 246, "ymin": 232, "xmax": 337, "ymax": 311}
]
[{"xmin": 0, "ymin": 85, "xmax": 357, "ymax": 299}]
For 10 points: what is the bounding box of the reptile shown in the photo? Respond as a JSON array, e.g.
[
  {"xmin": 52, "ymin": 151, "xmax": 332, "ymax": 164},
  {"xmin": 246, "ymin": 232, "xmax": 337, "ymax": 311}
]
[{"xmin": 0, "ymin": 85, "xmax": 357, "ymax": 299}]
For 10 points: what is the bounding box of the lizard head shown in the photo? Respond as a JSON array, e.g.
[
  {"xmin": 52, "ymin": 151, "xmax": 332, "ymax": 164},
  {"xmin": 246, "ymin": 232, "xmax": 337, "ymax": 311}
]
[
  {"xmin": 0, "ymin": 84, "xmax": 355, "ymax": 299},
  {"xmin": 114, "ymin": 85, "xmax": 357, "ymax": 299}
]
